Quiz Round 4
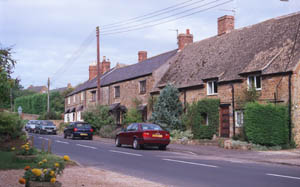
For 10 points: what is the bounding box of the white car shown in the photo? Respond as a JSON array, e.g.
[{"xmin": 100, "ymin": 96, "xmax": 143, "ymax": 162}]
[{"xmin": 25, "ymin": 120, "xmax": 38, "ymax": 133}]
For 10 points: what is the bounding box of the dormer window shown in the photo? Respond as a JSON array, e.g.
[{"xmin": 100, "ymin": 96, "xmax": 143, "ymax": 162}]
[
  {"xmin": 207, "ymin": 81, "xmax": 218, "ymax": 95},
  {"xmin": 247, "ymin": 75, "xmax": 261, "ymax": 90}
]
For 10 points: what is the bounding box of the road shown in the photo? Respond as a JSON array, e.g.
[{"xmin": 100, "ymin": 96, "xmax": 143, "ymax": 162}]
[{"xmin": 29, "ymin": 133, "xmax": 300, "ymax": 187}]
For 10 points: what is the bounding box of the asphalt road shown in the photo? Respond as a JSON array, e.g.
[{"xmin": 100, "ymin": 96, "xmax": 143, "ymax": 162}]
[{"xmin": 29, "ymin": 133, "xmax": 300, "ymax": 187}]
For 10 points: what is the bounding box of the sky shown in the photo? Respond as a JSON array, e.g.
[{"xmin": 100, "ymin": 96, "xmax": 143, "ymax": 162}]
[{"xmin": 1, "ymin": 0, "xmax": 299, "ymax": 89}]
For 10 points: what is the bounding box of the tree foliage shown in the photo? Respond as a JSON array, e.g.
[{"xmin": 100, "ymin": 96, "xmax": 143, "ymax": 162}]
[
  {"xmin": 82, "ymin": 105, "xmax": 115, "ymax": 132},
  {"xmin": 150, "ymin": 84, "xmax": 183, "ymax": 130},
  {"xmin": 0, "ymin": 112, "xmax": 24, "ymax": 141},
  {"xmin": 124, "ymin": 108, "xmax": 142, "ymax": 125}
]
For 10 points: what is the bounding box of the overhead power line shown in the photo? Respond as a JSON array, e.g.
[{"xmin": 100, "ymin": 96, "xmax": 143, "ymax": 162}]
[
  {"xmin": 101, "ymin": 0, "xmax": 220, "ymax": 34},
  {"xmin": 101, "ymin": 0, "xmax": 194, "ymax": 28},
  {"xmin": 101, "ymin": 0, "xmax": 233, "ymax": 36},
  {"xmin": 101, "ymin": 0, "xmax": 206, "ymax": 30}
]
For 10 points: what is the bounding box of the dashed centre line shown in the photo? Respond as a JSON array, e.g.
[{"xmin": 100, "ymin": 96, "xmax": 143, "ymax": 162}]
[
  {"xmin": 56, "ymin": 140, "xmax": 69, "ymax": 144},
  {"xmin": 163, "ymin": 158, "xmax": 219, "ymax": 168},
  {"xmin": 266, "ymin": 173, "xmax": 300, "ymax": 180},
  {"xmin": 109, "ymin": 150, "xmax": 142, "ymax": 157},
  {"xmin": 76, "ymin": 144, "xmax": 97, "ymax": 150}
]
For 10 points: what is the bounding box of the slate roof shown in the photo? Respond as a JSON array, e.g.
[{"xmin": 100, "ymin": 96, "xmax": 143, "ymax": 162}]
[
  {"xmin": 158, "ymin": 12, "xmax": 300, "ymax": 89},
  {"xmin": 51, "ymin": 86, "xmax": 68, "ymax": 93},
  {"xmin": 67, "ymin": 49, "xmax": 177, "ymax": 97}
]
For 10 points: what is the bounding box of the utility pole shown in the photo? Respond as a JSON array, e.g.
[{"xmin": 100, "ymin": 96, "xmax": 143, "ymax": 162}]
[
  {"xmin": 10, "ymin": 87, "xmax": 13, "ymax": 112},
  {"xmin": 96, "ymin": 26, "xmax": 101, "ymax": 104},
  {"xmin": 47, "ymin": 77, "xmax": 50, "ymax": 113}
]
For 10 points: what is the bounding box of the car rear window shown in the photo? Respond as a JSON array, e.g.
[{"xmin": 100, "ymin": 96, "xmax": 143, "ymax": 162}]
[
  {"xmin": 76, "ymin": 124, "xmax": 91, "ymax": 129},
  {"xmin": 141, "ymin": 124, "xmax": 162, "ymax": 131}
]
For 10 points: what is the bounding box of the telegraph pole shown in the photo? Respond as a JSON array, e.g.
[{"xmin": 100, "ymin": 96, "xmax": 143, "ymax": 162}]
[
  {"xmin": 96, "ymin": 26, "xmax": 101, "ymax": 104},
  {"xmin": 47, "ymin": 77, "xmax": 50, "ymax": 113}
]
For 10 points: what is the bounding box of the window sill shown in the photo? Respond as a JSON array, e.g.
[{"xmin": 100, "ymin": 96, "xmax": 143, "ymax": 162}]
[{"xmin": 207, "ymin": 93, "xmax": 218, "ymax": 96}]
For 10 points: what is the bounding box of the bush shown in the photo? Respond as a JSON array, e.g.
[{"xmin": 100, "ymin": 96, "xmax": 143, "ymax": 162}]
[
  {"xmin": 99, "ymin": 125, "xmax": 119, "ymax": 139},
  {"xmin": 244, "ymin": 102, "xmax": 289, "ymax": 146},
  {"xmin": 58, "ymin": 122, "xmax": 68, "ymax": 133},
  {"xmin": 82, "ymin": 105, "xmax": 115, "ymax": 132},
  {"xmin": 0, "ymin": 112, "xmax": 24, "ymax": 141},
  {"xmin": 151, "ymin": 84, "xmax": 183, "ymax": 130},
  {"xmin": 170, "ymin": 129, "xmax": 193, "ymax": 140},
  {"xmin": 123, "ymin": 108, "xmax": 142, "ymax": 125},
  {"xmin": 183, "ymin": 99, "xmax": 220, "ymax": 139}
]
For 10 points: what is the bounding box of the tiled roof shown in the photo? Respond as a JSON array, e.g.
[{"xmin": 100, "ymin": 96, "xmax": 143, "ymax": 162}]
[
  {"xmin": 158, "ymin": 12, "xmax": 300, "ymax": 89},
  {"xmin": 66, "ymin": 49, "xmax": 177, "ymax": 97}
]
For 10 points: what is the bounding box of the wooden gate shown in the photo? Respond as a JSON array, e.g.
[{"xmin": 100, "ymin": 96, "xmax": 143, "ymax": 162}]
[{"xmin": 220, "ymin": 105, "xmax": 230, "ymax": 138}]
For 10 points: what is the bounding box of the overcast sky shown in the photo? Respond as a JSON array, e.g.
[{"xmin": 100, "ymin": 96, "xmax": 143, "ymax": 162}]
[{"xmin": 1, "ymin": 0, "xmax": 299, "ymax": 89}]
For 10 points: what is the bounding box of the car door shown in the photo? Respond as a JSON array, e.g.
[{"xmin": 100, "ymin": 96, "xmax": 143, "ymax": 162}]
[
  {"xmin": 122, "ymin": 124, "xmax": 133, "ymax": 145},
  {"xmin": 127, "ymin": 124, "xmax": 138, "ymax": 146},
  {"xmin": 67, "ymin": 124, "xmax": 73, "ymax": 136}
]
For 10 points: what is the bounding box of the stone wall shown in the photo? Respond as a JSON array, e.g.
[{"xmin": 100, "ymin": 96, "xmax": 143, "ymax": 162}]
[{"xmin": 291, "ymin": 61, "xmax": 300, "ymax": 147}]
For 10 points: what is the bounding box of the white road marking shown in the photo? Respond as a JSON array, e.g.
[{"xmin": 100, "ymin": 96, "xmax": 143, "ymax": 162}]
[
  {"xmin": 38, "ymin": 137, "xmax": 49, "ymax": 140},
  {"xmin": 55, "ymin": 140, "xmax": 69, "ymax": 144},
  {"xmin": 76, "ymin": 144, "xmax": 97, "ymax": 150},
  {"xmin": 163, "ymin": 158, "xmax": 219, "ymax": 168},
  {"xmin": 266, "ymin": 173, "xmax": 300, "ymax": 180},
  {"xmin": 109, "ymin": 150, "xmax": 142, "ymax": 157}
]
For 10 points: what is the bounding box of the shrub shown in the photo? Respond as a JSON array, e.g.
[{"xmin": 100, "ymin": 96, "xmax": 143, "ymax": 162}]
[
  {"xmin": 99, "ymin": 125, "xmax": 119, "ymax": 139},
  {"xmin": 58, "ymin": 122, "xmax": 68, "ymax": 133},
  {"xmin": 183, "ymin": 99, "xmax": 220, "ymax": 139},
  {"xmin": 0, "ymin": 112, "xmax": 24, "ymax": 141},
  {"xmin": 151, "ymin": 84, "xmax": 183, "ymax": 130},
  {"xmin": 244, "ymin": 102, "xmax": 289, "ymax": 146},
  {"xmin": 123, "ymin": 108, "xmax": 142, "ymax": 125},
  {"xmin": 82, "ymin": 105, "xmax": 115, "ymax": 132},
  {"xmin": 170, "ymin": 129, "xmax": 193, "ymax": 140}
]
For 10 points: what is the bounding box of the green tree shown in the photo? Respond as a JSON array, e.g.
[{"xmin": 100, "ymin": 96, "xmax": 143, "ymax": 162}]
[
  {"xmin": 124, "ymin": 108, "xmax": 142, "ymax": 125},
  {"xmin": 150, "ymin": 84, "xmax": 183, "ymax": 130},
  {"xmin": 82, "ymin": 105, "xmax": 115, "ymax": 132}
]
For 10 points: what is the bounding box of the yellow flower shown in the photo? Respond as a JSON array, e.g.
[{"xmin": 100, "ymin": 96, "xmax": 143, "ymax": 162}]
[
  {"xmin": 43, "ymin": 169, "xmax": 48, "ymax": 173},
  {"xmin": 11, "ymin": 147, "xmax": 15, "ymax": 151},
  {"xmin": 25, "ymin": 147, "xmax": 30, "ymax": 151},
  {"xmin": 50, "ymin": 170, "xmax": 55, "ymax": 177},
  {"xmin": 38, "ymin": 161, "xmax": 43, "ymax": 166},
  {"xmin": 25, "ymin": 145, "xmax": 29, "ymax": 149},
  {"xmin": 21, "ymin": 145, "xmax": 26, "ymax": 149},
  {"xmin": 42, "ymin": 159, "xmax": 47, "ymax": 163},
  {"xmin": 50, "ymin": 177, "xmax": 56, "ymax": 183},
  {"xmin": 19, "ymin": 178, "xmax": 26, "ymax": 184},
  {"xmin": 63, "ymin": 155, "xmax": 70, "ymax": 161},
  {"xmin": 31, "ymin": 168, "xmax": 42, "ymax": 177},
  {"xmin": 54, "ymin": 163, "xmax": 60, "ymax": 168}
]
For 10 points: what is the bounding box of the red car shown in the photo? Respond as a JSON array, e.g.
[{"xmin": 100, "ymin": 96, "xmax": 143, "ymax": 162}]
[{"xmin": 115, "ymin": 123, "xmax": 170, "ymax": 150}]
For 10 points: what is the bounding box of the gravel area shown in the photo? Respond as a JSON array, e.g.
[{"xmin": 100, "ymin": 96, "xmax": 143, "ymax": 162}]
[{"xmin": 0, "ymin": 166, "xmax": 167, "ymax": 187}]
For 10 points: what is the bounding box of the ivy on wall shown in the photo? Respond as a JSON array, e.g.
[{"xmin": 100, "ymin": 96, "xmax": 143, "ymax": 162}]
[{"xmin": 183, "ymin": 98, "xmax": 220, "ymax": 139}]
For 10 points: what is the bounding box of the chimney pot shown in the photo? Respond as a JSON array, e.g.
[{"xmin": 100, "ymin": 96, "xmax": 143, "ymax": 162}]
[
  {"xmin": 103, "ymin": 56, "xmax": 106, "ymax": 61},
  {"xmin": 218, "ymin": 15, "xmax": 235, "ymax": 36},
  {"xmin": 177, "ymin": 29, "xmax": 193, "ymax": 50},
  {"xmin": 101, "ymin": 56, "xmax": 111, "ymax": 74},
  {"xmin": 138, "ymin": 51, "xmax": 147, "ymax": 62}
]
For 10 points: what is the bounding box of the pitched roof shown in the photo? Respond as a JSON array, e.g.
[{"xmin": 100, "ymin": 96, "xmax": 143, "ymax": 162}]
[
  {"xmin": 158, "ymin": 12, "xmax": 300, "ymax": 89},
  {"xmin": 66, "ymin": 49, "xmax": 177, "ymax": 97},
  {"xmin": 51, "ymin": 86, "xmax": 68, "ymax": 93},
  {"xmin": 27, "ymin": 86, "xmax": 47, "ymax": 93}
]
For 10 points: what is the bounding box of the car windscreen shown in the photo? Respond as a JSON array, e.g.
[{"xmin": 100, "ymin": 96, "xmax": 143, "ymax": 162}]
[
  {"xmin": 76, "ymin": 124, "xmax": 91, "ymax": 129},
  {"xmin": 45, "ymin": 121, "xmax": 55, "ymax": 126},
  {"xmin": 141, "ymin": 124, "xmax": 163, "ymax": 131}
]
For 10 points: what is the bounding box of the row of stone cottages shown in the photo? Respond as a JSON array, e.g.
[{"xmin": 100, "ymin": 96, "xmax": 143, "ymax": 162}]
[{"xmin": 64, "ymin": 12, "xmax": 300, "ymax": 145}]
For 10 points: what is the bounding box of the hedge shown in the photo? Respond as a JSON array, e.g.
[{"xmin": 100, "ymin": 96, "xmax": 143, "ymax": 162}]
[
  {"xmin": 183, "ymin": 99, "xmax": 220, "ymax": 139},
  {"xmin": 244, "ymin": 102, "xmax": 289, "ymax": 146}
]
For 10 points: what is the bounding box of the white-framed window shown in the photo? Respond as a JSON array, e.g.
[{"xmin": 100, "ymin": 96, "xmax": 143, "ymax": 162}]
[
  {"xmin": 68, "ymin": 97, "xmax": 70, "ymax": 105},
  {"xmin": 115, "ymin": 86, "xmax": 120, "ymax": 98},
  {"xmin": 73, "ymin": 95, "xmax": 76, "ymax": 103},
  {"xmin": 207, "ymin": 81, "xmax": 218, "ymax": 95},
  {"xmin": 247, "ymin": 75, "xmax": 261, "ymax": 90},
  {"xmin": 139, "ymin": 80, "xmax": 146, "ymax": 94},
  {"xmin": 81, "ymin": 92, "xmax": 84, "ymax": 101},
  {"xmin": 235, "ymin": 110, "xmax": 244, "ymax": 127}
]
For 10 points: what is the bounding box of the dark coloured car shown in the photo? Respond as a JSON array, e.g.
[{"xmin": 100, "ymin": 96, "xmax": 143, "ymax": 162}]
[
  {"xmin": 35, "ymin": 121, "xmax": 57, "ymax": 135},
  {"xmin": 115, "ymin": 123, "xmax": 170, "ymax": 150},
  {"xmin": 64, "ymin": 122, "xmax": 93, "ymax": 140}
]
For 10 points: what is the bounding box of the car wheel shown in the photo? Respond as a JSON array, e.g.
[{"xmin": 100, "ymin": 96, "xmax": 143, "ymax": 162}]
[
  {"xmin": 115, "ymin": 137, "xmax": 121, "ymax": 147},
  {"xmin": 64, "ymin": 133, "xmax": 67, "ymax": 139},
  {"xmin": 133, "ymin": 139, "xmax": 140, "ymax": 150},
  {"xmin": 159, "ymin": 145, "xmax": 167, "ymax": 150}
]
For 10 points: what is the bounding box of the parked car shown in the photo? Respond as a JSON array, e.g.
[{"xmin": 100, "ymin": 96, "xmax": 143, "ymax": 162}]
[
  {"xmin": 64, "ymin": 122, "xmax": 93, "ymax": 140},
  {"xmin": 25, "ymin": 120, "xmax": 38, "ymax": 132},
  {"xmin": 35, "ymin": 121, "xmax": 57, "ymax": 135},
  {"xmin": 115, "ymin": 123, "xmax": 170, "ymax": 150}
]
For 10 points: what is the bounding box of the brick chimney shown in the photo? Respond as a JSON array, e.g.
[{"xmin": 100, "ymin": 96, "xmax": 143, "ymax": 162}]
[
  {"xmin": 88, "ymin": 62, "xmax": 97, "ymax": 80},
  {"xmin": 101, "ymin": 56, "xmax": 111, "ymax": 74},
  {"xmin": 218, "ymin": 15, "xmax": 234, "ymax": 36},
  {"xmin": 177, "ymin": 29, "xmax": 193, "ymax": 50},
  {"xmin": 138, "ymin": 51, "xmax": 147, "ymax": 62}
]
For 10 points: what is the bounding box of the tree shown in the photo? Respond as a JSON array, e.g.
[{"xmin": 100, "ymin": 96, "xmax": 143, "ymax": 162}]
[
  {"xmin": 82, "ymin": 105, "xmax": 115, "ymax": 132},
  {"xmin": 150, "ymin": 84, "xmax": 183, "ymax": 130},
  {"xmin": 124, "ymin": 108, "xmax": 142, "ymax": 125},
  {"xmin": 0, "ymin": 46, "xmax": 16, "ymax": 108}
]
